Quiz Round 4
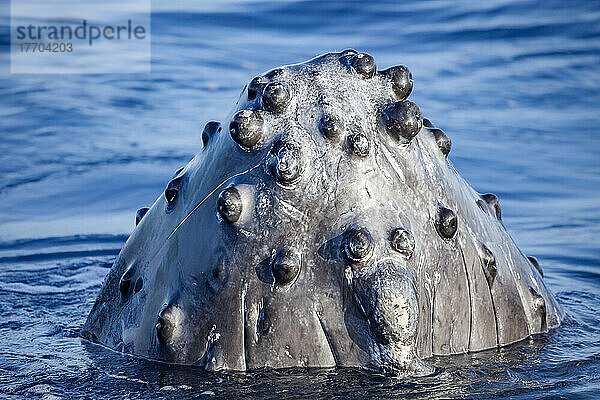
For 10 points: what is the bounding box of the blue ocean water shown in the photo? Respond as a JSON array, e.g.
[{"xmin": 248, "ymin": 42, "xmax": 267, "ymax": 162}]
[{"xmin": 1, "ymin": 0, "xmax": 599, "ymax": 398}]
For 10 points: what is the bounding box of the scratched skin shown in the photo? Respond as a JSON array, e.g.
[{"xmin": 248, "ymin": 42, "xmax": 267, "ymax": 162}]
[{"xmin": 83, "ymin": 51, "xmax": 563, "ymax": 374}]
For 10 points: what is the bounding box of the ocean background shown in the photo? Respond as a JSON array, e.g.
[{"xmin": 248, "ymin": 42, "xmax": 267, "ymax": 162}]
[{"xmin": 1, "ymin": 0, "xmax": 599, "ymax": 398}]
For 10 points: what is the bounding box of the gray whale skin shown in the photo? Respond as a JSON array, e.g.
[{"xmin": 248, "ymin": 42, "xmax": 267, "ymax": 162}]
[{"xmin": 83, "ymin": 50, "xmax": 563, "ymax": 374}]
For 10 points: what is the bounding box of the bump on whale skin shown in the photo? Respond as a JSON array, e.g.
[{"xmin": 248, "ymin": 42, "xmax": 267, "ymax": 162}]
[{"xmin": 83, "ymin": 50, "xmax": 564, "ymax": 374}]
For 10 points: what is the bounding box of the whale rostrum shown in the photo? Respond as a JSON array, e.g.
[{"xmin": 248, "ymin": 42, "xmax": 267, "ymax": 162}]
[{"xmin": 83, "ymin": 50, "xmax": 563, "ymax": 374}]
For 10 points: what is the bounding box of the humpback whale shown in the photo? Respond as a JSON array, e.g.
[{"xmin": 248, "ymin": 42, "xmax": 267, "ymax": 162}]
[{"xmin": 83, "ymin": 50, "xmax": 563, "ymax": 374}]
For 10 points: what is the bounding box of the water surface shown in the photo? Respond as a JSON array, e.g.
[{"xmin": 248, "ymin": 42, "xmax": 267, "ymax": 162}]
[{"xmin": 1, "ymin": 0, "xmax": 599, "ymax": 398}]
